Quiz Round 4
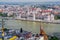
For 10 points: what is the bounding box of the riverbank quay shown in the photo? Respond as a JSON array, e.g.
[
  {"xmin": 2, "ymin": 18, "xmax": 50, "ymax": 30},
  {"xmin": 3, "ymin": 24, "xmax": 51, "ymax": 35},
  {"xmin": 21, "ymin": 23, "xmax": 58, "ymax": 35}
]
[
  {"xmin": 0, "ymin": 17, "xmax": 60, "ymax": 24},
  {"xmin": 15, "ymin": 18, "xmax": 60, "ymax": 24}
]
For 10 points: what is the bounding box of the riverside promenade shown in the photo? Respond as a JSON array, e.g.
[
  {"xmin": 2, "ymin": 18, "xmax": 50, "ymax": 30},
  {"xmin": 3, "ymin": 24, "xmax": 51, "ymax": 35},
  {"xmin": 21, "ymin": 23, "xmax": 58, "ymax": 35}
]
[
  {"xmin": 0, "ymin": 17, "xmax": 60, "ymax": 24},
  {"xmin": 16, "ymin": 18, "xmax": 60, "ymax": 24}
]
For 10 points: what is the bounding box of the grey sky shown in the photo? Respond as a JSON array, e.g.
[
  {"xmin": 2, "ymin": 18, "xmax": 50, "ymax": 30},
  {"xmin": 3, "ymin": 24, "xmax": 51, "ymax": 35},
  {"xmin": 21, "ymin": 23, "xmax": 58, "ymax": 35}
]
[{"xmin": 0, "ymin": 0, "xmax": 60, "ymax": 2}]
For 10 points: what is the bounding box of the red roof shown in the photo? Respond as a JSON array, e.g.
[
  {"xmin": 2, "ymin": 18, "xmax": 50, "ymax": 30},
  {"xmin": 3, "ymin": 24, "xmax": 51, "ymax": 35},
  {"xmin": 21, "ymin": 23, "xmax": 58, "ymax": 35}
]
[{"xmin": 42, "ymin": 10, "xmax": 51, "ymax": 13}]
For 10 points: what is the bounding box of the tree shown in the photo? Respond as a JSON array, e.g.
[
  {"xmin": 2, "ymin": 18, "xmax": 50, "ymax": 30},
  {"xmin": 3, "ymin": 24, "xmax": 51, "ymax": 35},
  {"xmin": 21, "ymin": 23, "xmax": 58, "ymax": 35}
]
[
  {"xmin": 55, "ymin": 15, "xmax": 60, "ymax": 20},
  {"xmin": 0, "ymin": 12, "xmax": 3, "ymax": 16},
  {"xmin": 0, "ymin": 12, "xmax": 8, "ymax": 17},
  {"xmin": 3, "ymin": 28, "xmax": 9, "ymax": 32},
  {"xmin": 2, "ymin": 13, "xmax": 8, "ymax": 17},
  {"xmin": 49, "ymin": 36, "xmax": 59, "ymax": 40}
]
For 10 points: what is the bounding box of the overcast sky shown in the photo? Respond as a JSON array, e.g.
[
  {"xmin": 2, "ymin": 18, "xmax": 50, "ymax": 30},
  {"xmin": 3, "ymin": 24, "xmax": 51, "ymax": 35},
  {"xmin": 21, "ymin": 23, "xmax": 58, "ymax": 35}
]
[{"xmin": 0, "ymin": 0, "xmax": 60, "ymax": 2}]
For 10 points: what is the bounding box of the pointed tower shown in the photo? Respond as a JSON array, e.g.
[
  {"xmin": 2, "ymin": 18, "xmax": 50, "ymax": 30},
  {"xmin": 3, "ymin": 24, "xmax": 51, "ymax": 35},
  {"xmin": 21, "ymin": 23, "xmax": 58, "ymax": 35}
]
[
  {"xmin": 40, "ymin": 22, "xmax": 48, "ymax": 40},
  {"xmin": 2, "ymin": 19, "xmax": 4, "ymax": 40}
]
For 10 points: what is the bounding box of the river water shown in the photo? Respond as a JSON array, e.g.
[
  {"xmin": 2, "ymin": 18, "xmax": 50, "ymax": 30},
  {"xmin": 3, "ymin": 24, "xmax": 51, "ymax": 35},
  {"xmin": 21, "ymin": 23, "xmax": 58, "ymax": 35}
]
[{"xmin": 0, "ymin": 19, "xmax": 60, "ymax": 35}]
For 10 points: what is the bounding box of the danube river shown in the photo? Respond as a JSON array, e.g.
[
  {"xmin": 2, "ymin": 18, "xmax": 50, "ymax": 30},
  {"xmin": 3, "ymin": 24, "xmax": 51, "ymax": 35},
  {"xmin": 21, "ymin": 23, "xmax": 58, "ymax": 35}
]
[{"xmin": 0, "ymin": 19, "xmax": 60, "ymax": 35}]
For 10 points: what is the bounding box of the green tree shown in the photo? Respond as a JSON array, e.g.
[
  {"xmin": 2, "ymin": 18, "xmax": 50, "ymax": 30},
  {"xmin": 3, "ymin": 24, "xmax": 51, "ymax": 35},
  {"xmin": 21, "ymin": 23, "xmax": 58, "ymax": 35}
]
[
  {"xmin": 0, "ymin": 12, "xmax": 3, "ymax": 16},
  {"xmin": 49, "ymin": 36, "xmax": 59, "ymax": 40},
  {"xmin": 55, "ymin": 15, "xmax": 60, "ymax": 20},
  {"xmin": 0, "ymin": 12, "xmax": 8, "ymax": 17},
  {"xmin": 2, "ymin": 13, "xmax": 7, "ymax": 17}
]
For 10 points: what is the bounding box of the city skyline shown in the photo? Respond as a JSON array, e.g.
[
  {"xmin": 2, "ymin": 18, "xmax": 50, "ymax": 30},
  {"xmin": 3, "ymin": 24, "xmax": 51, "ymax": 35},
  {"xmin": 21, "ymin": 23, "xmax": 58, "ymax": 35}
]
[{"xmin": 0, "ymin": 0, "xmax": 60, "ymax": 2}]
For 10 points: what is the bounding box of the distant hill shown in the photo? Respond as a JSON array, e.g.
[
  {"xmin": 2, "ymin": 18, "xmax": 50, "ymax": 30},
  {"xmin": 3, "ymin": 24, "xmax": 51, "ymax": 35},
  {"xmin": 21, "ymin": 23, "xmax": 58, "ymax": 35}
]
[{"xmin": 0, "ymin": 2, "xmax": 60, "ymax": 5}]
